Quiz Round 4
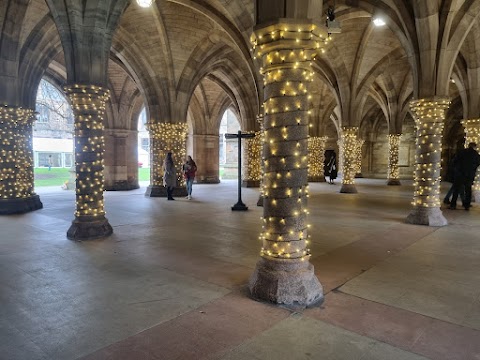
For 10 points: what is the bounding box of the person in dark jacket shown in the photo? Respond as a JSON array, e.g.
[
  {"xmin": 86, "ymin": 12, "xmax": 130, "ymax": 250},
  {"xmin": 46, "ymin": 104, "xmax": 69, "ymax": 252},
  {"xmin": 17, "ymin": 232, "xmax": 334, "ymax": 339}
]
[
  {"xmin": 449, "ymin": 142, "xmax": 480, "ymax": 210},
  {"xmin": 163, "ymin": 152, "xmax": 177, "ymax": 200},
  {"xmin": 327, "ymin": 151, "xmax": 337, "ymax": 184},
  {"xmin": 182, "ymin": 155, "xmax": 197, "ymax": 200}
]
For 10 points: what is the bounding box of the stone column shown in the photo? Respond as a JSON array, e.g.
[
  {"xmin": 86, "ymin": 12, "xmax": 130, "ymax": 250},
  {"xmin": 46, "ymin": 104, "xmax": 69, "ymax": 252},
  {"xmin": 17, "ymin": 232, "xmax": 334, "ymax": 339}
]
[
  {"xmin": 0, "ymin": 105, "xmax": 43, "ymax": 214},
  {"xmin": 145, "ymin": 122, "xmax": 188, "ymax": 197},
  {"xmin": 104, "ymin": 129, "xmax": 139, "ymax": 191},
  {"xmin": 461, "ymin": 119, "xmax": 480, "ymax": 202},
  {"xmin": 65, "ymin": 85, "xmax": 112, "ymax": 240},
  {"xmin": 192, "ymin": 134, "xmax": 220, "ymax": 184},
  {"xmin": 340, "ymin": 127, "xmax": 359, "ymax": 193},
  {"xmin": 354, "ymin": 138, "xmax": 364, "ymax": 178},
  {"xmin": 308, "ymin": 136, "xmax": 327, "ymax": 182},
  {"xmin": 248, "ymin": 21, "xmax": 323, "ymax": 306},
  {"xmin": 406, "ymin": 98, "xmax": 449, "ymax": 226},
  {"xmin": 387, "ymin": 134, "xmax": 402, "ymax": 185},
  {"xmin": 242, "ymin": 130, "xmax": 263, "ymax": 187}
]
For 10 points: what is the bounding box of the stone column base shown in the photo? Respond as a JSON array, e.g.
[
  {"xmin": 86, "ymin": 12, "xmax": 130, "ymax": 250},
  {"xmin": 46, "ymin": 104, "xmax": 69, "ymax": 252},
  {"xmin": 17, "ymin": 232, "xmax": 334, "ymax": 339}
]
[
  {"xmin": 67, "ymin": 217, "xmax": 113, "ymax": 241},
  {"xmin": 308, "ymin": 176, "xmax": 326, "ymax": 183},
  {"xmin": 249, "ymin": 257, "xmax": 323, "ymax": 307},
  {"xmin": 242, "ymin": 180, "xmax": 260, "ymax": 188},
  {"xmin": 196, "ymin": 178, "xmax": 220, "ymax": 184},
  {"xmin": 145, "ymin": 185, "xmax": 187, "ymax": 197},
  {"xmin": 387, "ymin": 179, "xmax": 401, "ymax": 186},
  {"xmin": 0, "ymin": 195, "xmax": 43, "ymax": 215},
  {"xmin": 406, "ymin": 207, "xmax": 447, "ymax": 227},
  {"xmin": 340, "ymin": 184, "xmax": 358, "ymax": 193},
  {"xmin": 105, "ymin": 181, "xmax": 139, "ymax": 191},
  {"xmin": 355, "ymin": 173, "xmax": 364, "ymax": 178}
]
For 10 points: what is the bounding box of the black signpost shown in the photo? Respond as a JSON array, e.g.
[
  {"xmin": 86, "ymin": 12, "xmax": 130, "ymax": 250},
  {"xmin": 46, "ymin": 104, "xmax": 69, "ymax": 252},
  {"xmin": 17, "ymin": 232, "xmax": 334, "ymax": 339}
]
[{"xmin": 225, "ymin": 130, "xmax": 255, "ymax": 211}]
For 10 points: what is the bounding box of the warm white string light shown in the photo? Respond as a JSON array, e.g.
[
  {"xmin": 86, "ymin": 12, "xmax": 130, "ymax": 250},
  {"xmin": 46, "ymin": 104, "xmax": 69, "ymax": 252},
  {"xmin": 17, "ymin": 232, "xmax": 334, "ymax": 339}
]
[
  {"xmin": 461, "ymin": 119, "xmax": 480, "ymax": 196},
  {"xmin": 387, "ymin": 134, "xmax": 402, "ymax": 185},
  {"xmin": 308, "ymin": 136, "xmax": 327, "ymax": 180},
  {"xmin": 339, "ymin": 127, "xmax": 359, "ymax": 190},
  {"xmin": 243, "ymin": 130, "xmax": 263, "ymax": 183}
]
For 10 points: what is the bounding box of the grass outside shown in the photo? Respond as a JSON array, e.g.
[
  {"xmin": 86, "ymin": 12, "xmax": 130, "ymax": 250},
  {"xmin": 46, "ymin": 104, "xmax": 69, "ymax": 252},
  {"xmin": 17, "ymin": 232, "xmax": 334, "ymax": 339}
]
[
  {"xmin": 34, "ymin": 168, "xmax": 71, "ymax": 187},
  {"xmin": 34, "ymin": 167, "xmax": 151, "ymax": 187}
]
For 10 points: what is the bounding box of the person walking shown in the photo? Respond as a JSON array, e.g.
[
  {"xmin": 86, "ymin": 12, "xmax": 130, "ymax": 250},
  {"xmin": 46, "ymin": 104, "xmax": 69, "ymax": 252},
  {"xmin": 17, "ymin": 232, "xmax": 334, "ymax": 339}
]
[
  {"xmin": 327, "ymin": 151, "xmax": 337, "ymax": 184},
  {"xmin": 163, "ymin": 152, "xmax": 177, "ymax": 200},
  {"xmin": 182, "ymin": 155, "xmax": 197, "ymax": 200},
  {"xmin": 443, "ymin": 156, "xmax": 465, "ymax": 206},
  {"xmin": 449, "ymin": 142, "xmax": 480, "ymax": 210}
]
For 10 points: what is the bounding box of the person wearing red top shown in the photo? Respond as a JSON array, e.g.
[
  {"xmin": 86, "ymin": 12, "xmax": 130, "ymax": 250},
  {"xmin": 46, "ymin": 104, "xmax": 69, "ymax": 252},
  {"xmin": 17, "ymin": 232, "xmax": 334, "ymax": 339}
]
[{"xmin": 182, "ymin": 155, "xmax": 197, "ymax": 200}]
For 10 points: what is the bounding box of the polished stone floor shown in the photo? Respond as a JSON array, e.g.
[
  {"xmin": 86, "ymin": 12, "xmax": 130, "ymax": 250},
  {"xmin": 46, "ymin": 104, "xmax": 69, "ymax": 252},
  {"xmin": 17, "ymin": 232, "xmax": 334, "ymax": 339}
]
[{"xmin": 1, "ymin": 179, "xmax": 479, "ymax": 360}]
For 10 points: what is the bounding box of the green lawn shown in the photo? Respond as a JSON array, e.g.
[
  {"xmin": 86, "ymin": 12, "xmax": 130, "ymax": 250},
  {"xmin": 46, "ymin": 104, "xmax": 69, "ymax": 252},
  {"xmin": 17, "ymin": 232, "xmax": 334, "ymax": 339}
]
[
  {"xmin": 34, "ymin": 167, "xmax": 151, "ymax": 187},
  {"xmin": 34, "ymin": 168, "xmax": 71, "ymax": 187}
]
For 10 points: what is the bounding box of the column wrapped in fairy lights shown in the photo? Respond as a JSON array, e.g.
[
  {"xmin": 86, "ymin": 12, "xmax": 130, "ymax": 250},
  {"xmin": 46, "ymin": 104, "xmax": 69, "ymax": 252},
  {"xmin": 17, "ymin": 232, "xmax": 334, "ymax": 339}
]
[
  {"xmin": 406, "ymin": 98, "xmax": 450, "ymax": 226},
  {"xmin": 15, "ymin": 110, "xmax": 36, "ymax": 197},
  {"xmin": 461, "ymin": 119, "xmax": 480, "ymax": 201},
  {"xmin": 0, "ymin": 106, "xmax": 42, "ymax": 215},
  {"xmin": 147, "ymin": 122, "xmax": 188, "ymax": 190},
  {"xmin": 248, "ymin": 21, "xmax": 325, "ymax": 306},
  {"xmin": 308, "ymin": 136, "xmax": 327, "ymax": 181},
  {"xmin": 387, "ymin": 134, "xmax": 402, "ymax": 185},
  {"xmin": 65, "ymin": 85, "xmax": 112, "ymax": 239},
  {"xmin": 340, "ymin": 127, "xmax": 359, "ymax": 193},
  {"xmin": 354, "ymin": 138, "xmax": 364, "ymax": 176},
  {"xmin": 243, "ymin": 130, "xmax": 263, "ymax": 187}
]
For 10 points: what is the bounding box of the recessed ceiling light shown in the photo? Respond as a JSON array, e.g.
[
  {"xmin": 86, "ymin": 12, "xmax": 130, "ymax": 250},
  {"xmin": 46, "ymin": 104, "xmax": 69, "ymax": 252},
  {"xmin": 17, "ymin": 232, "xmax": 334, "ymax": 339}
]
[
  {"xmin": 373, "ymin": 17, "xmax": 386, "ymax": 27},
  {"xmin": 136, "ymin": 0, "xmax": 153, "ymax": 8}
]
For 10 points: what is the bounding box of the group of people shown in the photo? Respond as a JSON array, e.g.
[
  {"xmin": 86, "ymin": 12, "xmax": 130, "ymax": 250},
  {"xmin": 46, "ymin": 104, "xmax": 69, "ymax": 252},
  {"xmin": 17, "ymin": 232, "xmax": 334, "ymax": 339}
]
[
  {"xmin": 443, "ymin": 142, "xmax": 480, "ymax": 210},
  {"xmin": 163, "ymin": 153, "xmax": 197, "ymax": 201}
]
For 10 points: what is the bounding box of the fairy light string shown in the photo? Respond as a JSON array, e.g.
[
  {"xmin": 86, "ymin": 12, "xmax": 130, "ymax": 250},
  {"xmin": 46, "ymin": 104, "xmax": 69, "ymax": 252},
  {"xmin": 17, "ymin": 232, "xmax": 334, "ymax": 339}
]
[
  {"xmin": 252, "ymin": 22, "xmax": 328, "ymax": 261},
  {"xmin": 409, "ymin": 98, "xmax": 450, "ymax": 209},
  {"xmin": 388, "ymin": 134, "xmax": 401, "ymax": 183},
  {"xmin": 244, "ymin": 130, "xmax": 263, "ymax": 183},
  {"xmin": 308, "ymin": 136, "xmax": 327, "ymax": 179},
  {"xmin": 147, "ymin": 122, "xmax": 188, "ymax": 187},
  {"xmin": 0, "ymin": 105, "xmax": 36, "ymax": 200},
  {"xmin": 340, "ymin": 127, "xmax": 359, "ymax": 186}
]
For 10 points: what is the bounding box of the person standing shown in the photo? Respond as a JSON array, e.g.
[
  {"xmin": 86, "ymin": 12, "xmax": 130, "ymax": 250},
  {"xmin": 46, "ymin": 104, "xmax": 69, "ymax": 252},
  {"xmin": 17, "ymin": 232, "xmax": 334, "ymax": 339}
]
[
  {"xmin": 163, "ymin": 152, "xmax": 177, "ymax": 200},
  {"xmin": 48, "ymin": 155, "xmax": 53, "ymax": 171},
  {"xmin": 327, "ymin": 151, "xmax": 337, "ymax": 184},
  {"xmin": 449, "ymin": 142, "xmax": 480, "ymax": 210},
  {"xmin": 182, "ymin": 155, "xmax": 197, "ymax": 200}
]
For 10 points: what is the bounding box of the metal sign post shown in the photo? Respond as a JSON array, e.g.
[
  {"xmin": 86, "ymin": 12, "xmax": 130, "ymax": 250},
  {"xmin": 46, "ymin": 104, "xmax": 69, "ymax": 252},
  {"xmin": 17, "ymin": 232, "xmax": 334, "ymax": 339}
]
[{"xmin": 224, "ymin": 130, "xmax": 255, "ymax": 211}]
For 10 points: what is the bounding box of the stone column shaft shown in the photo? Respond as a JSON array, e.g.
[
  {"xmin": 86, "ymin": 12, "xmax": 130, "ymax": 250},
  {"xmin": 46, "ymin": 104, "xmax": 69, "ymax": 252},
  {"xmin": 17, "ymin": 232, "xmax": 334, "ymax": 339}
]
[
  {"xmin": 340, "ymin": 127, "xmax": 358, "ymax": 193},
  {"xmin": 387, "ymin": 134, "xmax": 402, "ymax": 185},
  {"xmin": 462, "ymin": 119, "xmax": 480, "ymax": 202},
  {"xmin": 308, "ymin": 136, "xmax": 327, "ymax": 182},
  {"xmin": 406, "ymin": 98, "xmax": 449, "ymax": 226},
  {"xmin": 0, "ymin": 105, "xmax": 42, "ymax": 214},
  {"xmin": 242, "ymin": 130, "xmax": 263, "ymax": 187},
  {"xmin": 354, "ymin": 138, "xmax": 364, "ymax": 177},
  {"xmin": 145, "ymin": 122, "xmax": 188, "ymax": 197},
  {"xmin": 65, "ymin": 85, "xmax": 112, "ymax": 240},
  {"xmin": 249, "ymin": 21, "xmax": 323, "ymax": 306}
]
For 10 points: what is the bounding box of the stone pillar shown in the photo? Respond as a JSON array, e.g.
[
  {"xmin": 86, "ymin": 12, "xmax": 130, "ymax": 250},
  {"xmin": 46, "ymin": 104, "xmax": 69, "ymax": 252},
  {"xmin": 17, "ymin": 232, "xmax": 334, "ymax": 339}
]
[
  {"xmin": 104, "ymin": 129, "xmax": 139, "ymax": 191},
  {"xmin": 354, "ymin": 138, "xmax": 364, "ymax": 178},
  {"xmin": 242, "ymin": 131, "xmax": 263, "ymax": 187},
  {"xmin": 145, "ymin": 122, "xmax": 188, "ymax": 197},
  {"xmin": 308, "ymin": 136, "xmax": 327, "ymax": 182},
  {"xmin": 0, "ymin": 105, "xmax": 43, "ymax": 214},
  {"xmin": 340, "ymin": 127, "xmax": 359, "ymax": 193},
  {"xmin": 64, "ymin": 85, "xmax": 112, "ymax": 240},
  {"xmin": 387, "ymin": 134, "xmax": 402, "ymax": 185},
  {"xmin": 406, "ymin": 98, "xmax": 449, "ymax": 226},
  {"xmin": 461, "ymin": 119, "xmax": 480, "ymax": 202},
  {"xmin": 192, "ymin": 134, "xmax": 220, "ymax": 184},
  {"xmin": 248, "ymin": 21, "xmax": 323, "ymax": 306}
]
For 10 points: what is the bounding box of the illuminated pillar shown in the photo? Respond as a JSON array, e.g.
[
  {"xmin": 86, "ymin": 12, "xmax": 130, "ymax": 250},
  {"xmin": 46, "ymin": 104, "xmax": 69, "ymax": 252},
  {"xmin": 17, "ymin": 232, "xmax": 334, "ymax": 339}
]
[
  {"xmin": 340, "ymin": 127, "xmax": 358, "ymax": 193},
  {"xmin": 354, "ymin": 138, "xmax": 364, "ymax": 178},
  {"xmin": 308, "ymin": 136, "xmax": 327, "ymax": 182},
  {"xmin": 145, "ymin": 122, "xmax": 188, "ymax": 197},
  {"xmin": 65, "ymin": 85, "xmax": 112, "ymax": 240},
  {"xmin": 387, "ymin": 134, "xmax": 402, "ymax": 185},
  {"xmin": 242, "ymin": 130, "xmax": 263, "ymax": 187},
  {"xmin": 406, "ymin": 98, "xmax": 450, "ymax": 226},
  {"xmin": 249, "ymin": 21, "xmax": 324, "ymax": 306},
  {"xmin": 0, "ymin": 105, "xmax": 43, "ymax": 215},
  {"xmin": 461, "ymin": 119, "xmax": 480, "ymax": 202}
]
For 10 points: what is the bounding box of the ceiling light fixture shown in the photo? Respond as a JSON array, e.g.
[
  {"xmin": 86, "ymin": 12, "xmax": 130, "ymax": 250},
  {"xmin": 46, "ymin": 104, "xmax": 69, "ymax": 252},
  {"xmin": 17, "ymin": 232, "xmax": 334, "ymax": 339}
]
[
  {"xmin": 373, "ymin": 17, "xmax": 386, "ymax": 27},
  {"xmin": 136, "ymin": 0, "xmax": 153, "ymax": 8}
]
